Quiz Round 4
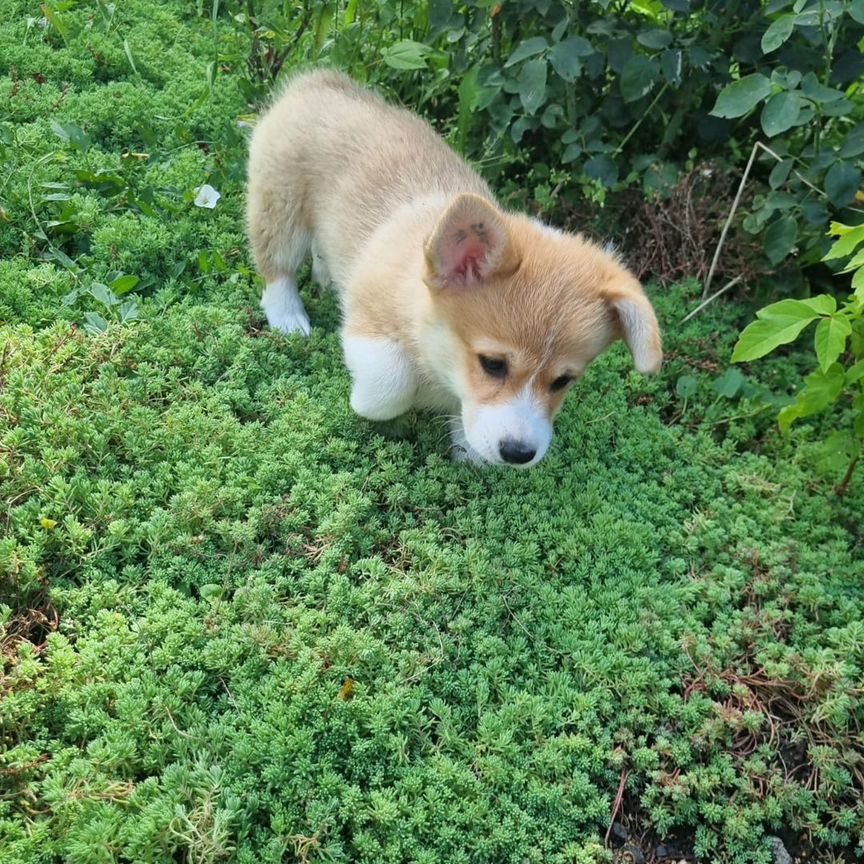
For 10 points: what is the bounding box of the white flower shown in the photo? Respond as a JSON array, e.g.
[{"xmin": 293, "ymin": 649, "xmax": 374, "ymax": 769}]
[{"xmin": 194, "ymin": 184, "xmax": 221, "ymax": 209}]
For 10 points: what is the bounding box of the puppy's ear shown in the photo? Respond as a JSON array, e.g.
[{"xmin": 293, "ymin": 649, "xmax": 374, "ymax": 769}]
[
  {"xmin": 424, "ymin": 194, "xmax": 520, "ymax": 289},
  {"xmin": 606, "ymin": 280, "xmax": 663, "ymax": 374}
]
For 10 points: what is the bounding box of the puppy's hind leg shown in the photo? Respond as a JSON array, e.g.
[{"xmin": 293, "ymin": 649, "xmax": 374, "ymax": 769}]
[
  {"xmin": 311, "ymin": 241, "xmax": 332, "ymax": 289},
  {"xmin": 247, "ymin": 184, "xmax": 313, "ymax": 337},
  {"xmin": 260, "ymin": 276, "xmax": 311, "ymax": 338}
]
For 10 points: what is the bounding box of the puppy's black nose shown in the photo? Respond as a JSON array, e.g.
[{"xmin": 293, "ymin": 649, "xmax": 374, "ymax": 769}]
[{"xmin": 499, "ymin": 439, "xmax": 536, "ymax": 465}]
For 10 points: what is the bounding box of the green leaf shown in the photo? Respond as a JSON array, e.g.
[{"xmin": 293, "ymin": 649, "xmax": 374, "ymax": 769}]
[
  {"xmin": 381, "ymin": 40, "xmax": 430, "ymax": 70},
  {"xmin": 732, "ymin": 316, "xmax": 814, "ymax": 362},
  {"xmin": 557, "ymin": 34, "xmax": 594, "ymax": 56},
  {"xmin": 794, "ymin": 8, "xmax": 822, "ymax": 25},
  {"xmin": 62, "ymin": 288, "xmax": 82, "ymax": 306},
  {"xmin": 551, "ymin": 17, "xmax": 568, "ymax": 42},
  {"xmin": 758, "ymin": 299, "xmax": 825, "ymax": 321},
  {"xmin": 825, "ymin": 162, "xmax": 862, "ymax": 207},
  {"xmin": 110, "ymin": 274, "xmax": 140, "ymax": 296},
  {"xmin": 814, "ymin": 316, "xmax": 852, "ymax": 373},
  {"xmin": 846, "ymin": 358, "xmax": 864, "ymax": 385},
  {"xmin": 675, "ymin": 375, "xmax": 697, "ymax": 398},
  {"xmin": 712, "ymin": 367, "xmax": 746, "ymax": 398},
  {"xmin": 800, "ymin": 72, "xmax": 845, "ymax": 104},
  {"xmin": 763, "ymin": 215, "xmax": 797, "ymax": 265},
  {"xmin": 710, "ymin": 74, "xmax": 771, "ymax": 119},
  {"xmin": 517, "ymin": 59, "xmax": 547, "ymax": 115},
  {"xmin": 584, "ymin": 155, "xmax": 618, "ymax": 187},
  {"xmin": 504, "ymin": 37, "xmax": 548, "ymax": 68},
  {"xmin": 41, "ymin": 3, "xmax": 70, "ymax": 45},
  {"xmin": 850, "ymin": 0, "xmax": 864, "ymax": 23},
  {"xmin": 852, "ymin": 320, "xmax": 864, "ymax": 355},
  {"xmin": 620, "ymin": 56, "xmax": 658, "ymax": 103},
  {"xmin": 798, "ymin": 295, "xmax": 837, "ymax": 315},
  {"xmin": 549, "ymin": 39, "xmax": 585, "ymax": 82},
  {"xmin": 123, "ymin": 38, "xmax": 139, "ymax": 76},
  {"xmin": 457, "ymin": 66, "xmax": 481, "ymax": 153},
  {"xmin": 761, "ymin": 16, "xmax": 794, "ymax": 53},
  {"xmin": 828, "ymin": 220, "xmax": 858, "ymax": 237},
  {"xmin": 89, "ymin": 282, "xmax": 119, "ymax": 308},
  {"xmin": 199, "ymin": 583, "xmax": 223, "ymax": 601},
  {"xmin": 840, "ymin": 124, "xmax": 864, "ymax": 158},
  {"xmin": 660, "ymin": 48, "xmax": 683, "ymax": 85},
  {"xmin": 840, "ymin": 247, "xmax": 864, "ymax": 274},
  {"xmin": 771, "ymin": 68, "xmax": 801, "ymax": 90},
  {"xmin": 810, "ymin": 430, "xmax": 860, "ymax": 476},
  {"xmin": 777, "ymin": 401, "xmax": 803, "ymax": 432},
  {"xmin": 801, "ymin": 363, "xmax": 846, "ymax": 412},
  {"xmin": 733, "ymin": 300, "xmax": 820, "ymax": 362},
  {"xmin": 852, "ymin": 267, "xmax": 864, "ymax": 300},
  {"xmin": 562, "ymin": 142, "xmax": 582, "ymax": 163},
  {"xmin": 84, "ymin": 312, "xmax": 109, "ymax": 334},
  {"xmin": 313, "ymin": 3, "xmax": 334, "ymax": 52},
  {"xmin": 779, "ymin": 365, "xmax": 846, "ymax": 432},
  {"xmin": 120, "ymin": 300, "xmax": 139, "ymax": 323},
  {"xmin": 823, "ymin": 224, "xmax": 864, "ymax": 260},
  {"xmin": 761, "ymin": 91, "xmax": 801, "ymax": 137},
  {"xmin": 769, "ymin": 158, "xmax": 794, "ymax": 189},
  {"xmin": 637, "ymin": 29, "xmax": 672, "ymax": 50},
  {"xmin": 50, "ymin": 120, "xmax": 91, "ymax": 153}
]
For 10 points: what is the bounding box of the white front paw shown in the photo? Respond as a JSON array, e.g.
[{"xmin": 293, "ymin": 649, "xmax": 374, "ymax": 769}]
[
  {"xmin": 350, "ymin": 386, "xmax": 413, "ymax": 421},
  {"xmin": 343, "ymin": 335, "xmax": 416, "ymax": 421}
]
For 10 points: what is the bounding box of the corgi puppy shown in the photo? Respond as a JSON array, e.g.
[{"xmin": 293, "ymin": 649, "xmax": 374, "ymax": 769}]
[{"xmin": 246, "ymin": 70, "xmax": 662, "ymax": 467}]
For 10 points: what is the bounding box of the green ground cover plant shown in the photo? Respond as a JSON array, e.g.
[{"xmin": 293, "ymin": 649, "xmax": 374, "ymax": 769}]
[{"xmin": 1, "ymin": 1, "xmax": 863, "ymax": 862}]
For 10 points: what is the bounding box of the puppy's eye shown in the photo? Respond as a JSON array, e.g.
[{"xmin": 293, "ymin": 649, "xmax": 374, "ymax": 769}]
[
  {"xmin": 550, "ymin": 375, "xmax": 573, "ymax": 393},
  {"xmin": 479, "ymin": 355, "xmax": 508, "ymax": 379}
]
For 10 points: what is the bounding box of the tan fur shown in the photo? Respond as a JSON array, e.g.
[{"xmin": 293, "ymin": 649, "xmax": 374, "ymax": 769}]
[{"xmin": 247, "ymin": 69, "xmax": 662, "ymax": 465}]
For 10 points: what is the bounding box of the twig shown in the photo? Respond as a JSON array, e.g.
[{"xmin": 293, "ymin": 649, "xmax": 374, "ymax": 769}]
[
  {"xmin": 835, "ymin": 453, "xmax": 859, "ymax": 497},
  {"xmin": 681, "ymin": 274, "xmax": 743, "ymax": 323},
  {"xmin": 604, "ymin": 768, "xmax": 629, "ymax": 846},
  {"xmin": 614, "ymin": 83, "xmax": 670, "ymax": 157},
  {"xmin": 704, "ymin": 140, "xmax": 864, "ymax": 299},
  {"xmin": 703, "ymin": 142, "xmax": 760, "ymax": 299},
  {"xmin": 245, "ymin": 0, "xmax": 263, "ymax": 82},
  {"xmin": 270, "ymin": 0, "xmax": 313, "ymax": 80}
]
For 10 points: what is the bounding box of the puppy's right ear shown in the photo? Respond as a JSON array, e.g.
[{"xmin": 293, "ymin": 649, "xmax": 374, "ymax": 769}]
[{"xmin": 424, "ymin": 194, "xmax": 520, "ymax": 290}]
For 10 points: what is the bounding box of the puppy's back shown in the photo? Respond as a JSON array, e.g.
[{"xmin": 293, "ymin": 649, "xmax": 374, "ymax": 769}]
[{"xmin": 248, "ymin": 69, "xmax": 491, "ymax": 272}]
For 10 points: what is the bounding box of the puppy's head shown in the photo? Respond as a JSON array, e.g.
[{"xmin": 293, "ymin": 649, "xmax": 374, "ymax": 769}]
[{"xmin": 423, "ymin": 193, "xmax": 662, "ymax": 467}]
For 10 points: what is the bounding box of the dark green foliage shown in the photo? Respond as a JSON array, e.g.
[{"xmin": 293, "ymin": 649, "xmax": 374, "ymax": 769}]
[
  {"xmin": 2, "ymin": 2, "xmax": 864, "ymax": 863},
  {"xmin": 233, "ymin": 0, "xmax": 864, "ymax": 281}
]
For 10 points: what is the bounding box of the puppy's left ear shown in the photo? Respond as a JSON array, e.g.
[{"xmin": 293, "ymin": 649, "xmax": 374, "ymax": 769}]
[
  {"xmin": 424, "ymin": 194, "xmax": 520, "ymax": 290},
  {"xmin": 606, "ymin": 280, "xmax": 663, "ymax": 374}
]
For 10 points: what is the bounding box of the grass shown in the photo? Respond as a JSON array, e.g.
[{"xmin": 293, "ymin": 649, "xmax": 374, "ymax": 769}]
[{"xmin": 1, "ymin": 2, "xmax": 863, "ymax": 862}]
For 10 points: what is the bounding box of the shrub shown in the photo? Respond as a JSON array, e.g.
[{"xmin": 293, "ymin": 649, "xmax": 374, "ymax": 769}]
[
  {"xmin": 733, "ymin": 219, "xmax": 864, "ymax": 491},
  {"xmin": 229, "ymin": 0, "xmax": 864, "ymax": 284}
]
